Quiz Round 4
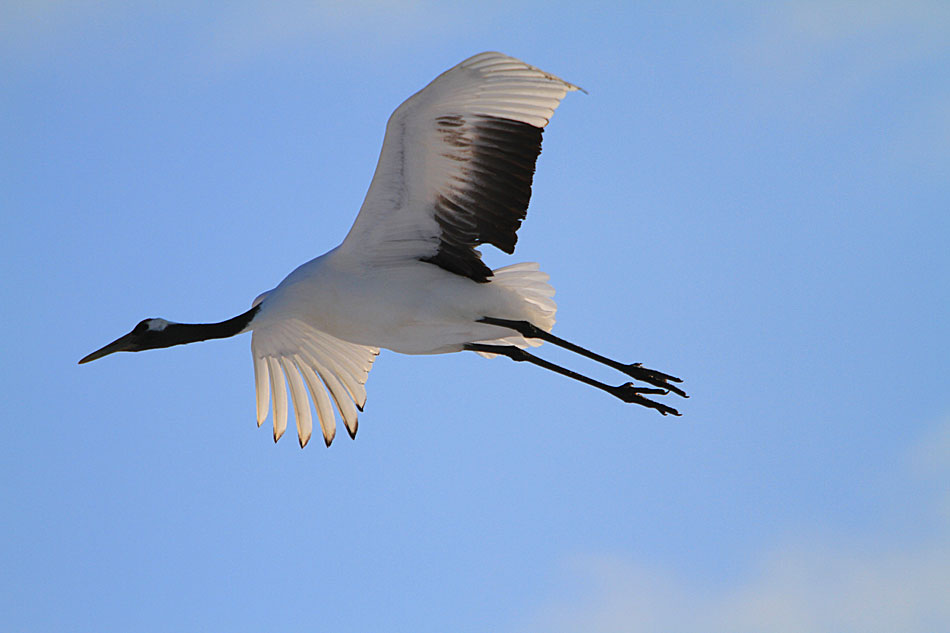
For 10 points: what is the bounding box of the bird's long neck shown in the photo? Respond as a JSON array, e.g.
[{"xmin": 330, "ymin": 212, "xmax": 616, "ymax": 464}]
[{"xmin": 162, "ymin": 305, "xmax": 260, "ymax": 347}]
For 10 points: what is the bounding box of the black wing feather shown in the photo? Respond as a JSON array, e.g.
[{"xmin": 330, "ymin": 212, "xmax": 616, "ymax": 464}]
[{"xmin": 420, "ymin": 114, "xmax": 544, "ymax": 282}]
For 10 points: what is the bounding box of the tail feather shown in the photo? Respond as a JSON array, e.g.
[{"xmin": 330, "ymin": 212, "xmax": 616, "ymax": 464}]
[{"xmin": 476, "ymin": 262, "xmax": 557, "ymax": 358}]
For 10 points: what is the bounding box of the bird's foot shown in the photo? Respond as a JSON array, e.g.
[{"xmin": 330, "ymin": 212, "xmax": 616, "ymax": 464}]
[
  {"xmin": 608, "ymin": 382, "xmax": 682, "ymax": 416},
  {"xmin": 620, "ymin": 362, "xmax": 689, "ymax": 398}
]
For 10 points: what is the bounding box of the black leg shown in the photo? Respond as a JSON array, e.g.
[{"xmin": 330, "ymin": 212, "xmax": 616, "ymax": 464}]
[
  {"xmin": 477, "ymin": 317, "xmax": 688, "ymax": 398},
  {"xmin": 465, "ymin": 343, "xmax": 682, "ymax": 416}
]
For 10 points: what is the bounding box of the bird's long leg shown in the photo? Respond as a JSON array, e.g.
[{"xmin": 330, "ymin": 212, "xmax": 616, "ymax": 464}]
[
  {"xmin": 464, "ymin": 343, "xmax": 681, "ymax": 416},
  {"xmin": 478, "ymin": 317, "xmax": 688, "ymax": 398}
]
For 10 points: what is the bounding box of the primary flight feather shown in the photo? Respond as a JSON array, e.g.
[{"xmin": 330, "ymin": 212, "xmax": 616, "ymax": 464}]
[{"xmin": 80, "ymin": 52, "xmax": 687, "ymax": 448}]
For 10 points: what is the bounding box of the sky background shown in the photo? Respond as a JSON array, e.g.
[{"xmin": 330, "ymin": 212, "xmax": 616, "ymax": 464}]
[{"xmin": 2, "ymin": 2, "xmax": 949, "ymax": 631}]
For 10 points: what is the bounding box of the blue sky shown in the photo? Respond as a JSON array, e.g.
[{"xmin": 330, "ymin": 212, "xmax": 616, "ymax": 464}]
[{"xmin": 2, "ymin": 2, "xmax": 949, "ymax": 631}]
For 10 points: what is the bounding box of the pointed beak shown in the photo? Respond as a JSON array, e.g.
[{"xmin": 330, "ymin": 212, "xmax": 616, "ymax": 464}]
[{"xmin": 78, "ymin": 331, "xmax": 138, "ymax": 364}]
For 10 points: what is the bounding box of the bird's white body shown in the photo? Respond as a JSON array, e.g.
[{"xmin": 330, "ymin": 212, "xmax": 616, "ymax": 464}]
[{"xmin": 255, "ymin": 250, "xmax": 553, "ymax": 355}]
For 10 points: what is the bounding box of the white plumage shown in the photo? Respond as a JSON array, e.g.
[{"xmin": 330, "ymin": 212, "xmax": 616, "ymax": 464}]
[
  {"xmin": 249, "ymin": 52, "xmax": 578, "ymax": 446},
  {"xmin": 80, "ymin": 52, "xmax": 686, "ymax": 448}
]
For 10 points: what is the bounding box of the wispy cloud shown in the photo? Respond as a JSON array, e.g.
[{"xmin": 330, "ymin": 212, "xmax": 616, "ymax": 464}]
[
  {"xmin": 520, "ymin": 415, "xmax": 950, "ymax": 633},
  {"xmin": 0, "ymin": 1, "xmax": 128, "ymax": 63},
  {"xmin": 204, "ymin": 0, "xmax": 462, "ymax": 66},
  {"xmin": 734, "ymin": 0, "xmax": 950, "ymax": 179},
  {"xmin": 740, "ymin": 0, "xmax": 950, "ymax": 82},
  {"xmin": 0, "ymin": 1, "xmax": 463, "ymax": 68},
  {"xmin": 884, "ymin": 94, "xmax": 950, "ymax": 181},
  {"xmin": 735, "ymin": 0, "xmax": 950, "ymax": 115}
]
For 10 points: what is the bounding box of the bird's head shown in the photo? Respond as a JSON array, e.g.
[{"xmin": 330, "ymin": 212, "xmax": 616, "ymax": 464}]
[{"xmin": 78, "ymin": 318, "xmax": 174, "ymax": 364}]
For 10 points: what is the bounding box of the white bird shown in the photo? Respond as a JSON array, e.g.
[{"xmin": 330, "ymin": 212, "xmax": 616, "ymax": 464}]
[{"xmin": 80, "ymin": 52, "xmax": 687, "ymax": 448}]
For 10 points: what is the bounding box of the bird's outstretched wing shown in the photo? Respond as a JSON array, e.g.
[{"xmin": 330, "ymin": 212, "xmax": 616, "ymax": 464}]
[
  {"xmin": 337, "ymin": 52, "xmax": 580, "ymax": 282},
  {"xmin": 251, "ymin": 318, "xmax": 378, "ymax": 447}
]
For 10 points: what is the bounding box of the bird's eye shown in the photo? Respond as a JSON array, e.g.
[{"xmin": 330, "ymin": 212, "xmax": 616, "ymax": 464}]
[{"xmin": 134, "ymin": 319, "xmax": 150, "ymax": 333}]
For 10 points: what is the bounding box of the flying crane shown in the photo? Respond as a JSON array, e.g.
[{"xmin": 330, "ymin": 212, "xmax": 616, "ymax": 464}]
[{"xmin": 80, "ymin": 52, "xmax": 687, "ymax": 448}]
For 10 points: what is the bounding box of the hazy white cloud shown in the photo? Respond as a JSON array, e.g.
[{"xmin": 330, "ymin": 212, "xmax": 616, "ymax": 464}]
[
  {"xmin": 885, "ymin": 98, "xmax": 950, "ymax": 180},
  {"xmin": 741, "ymin": 0, "xmax": 950, "ymax": 79},
  {"xmin": 204, "ymin": 0, "xmax": 461, "ymax": 66},
  {"xmin": 520, "ymin": 415, "xmax": 950, "ymax": 633},
  {"xmin": 522, "ymin": 544, "xmax": 950, "ymax": 633},
  {"xmin": 735, "ymin": 1, "xmax": 950, "ymax": 179},
  {"xmin": 736, "ymin": 0, "xmax": 949, "ymax": 112},
  {"xmin": 908, "ymin": 415, "xmax": 950, "ymax": 476},
  {"xmin": 0, "ymin": 1, "xmax": 126, "ymax": 62},
  {"xmin": 0, "ymin": 1, "xmax": 463, "ymax": 67},
  {"xmin": 908, "ymin": 415, "xmax": 950, "ymax": 520},
  {"xmin": 715, "ymin": 542, "xmax": 950, "ymax": 633}
]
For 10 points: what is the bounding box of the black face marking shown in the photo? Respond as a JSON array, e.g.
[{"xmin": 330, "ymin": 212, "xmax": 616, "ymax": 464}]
[{"xmin": 420, "ymin": 114, "xmax": 544, "ymax": 282}]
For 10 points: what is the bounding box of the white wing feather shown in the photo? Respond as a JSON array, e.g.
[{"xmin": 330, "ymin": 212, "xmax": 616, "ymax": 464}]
[
  {"xmin": 280, "ymin": 357, "xmax": 312, "ymax": 447},
  {"xmin": 252, "ymin": 319, "xmax": 378, "ymax": 447},
  {"xmin": 265, "ymin": 356, "xmax": 288, "ymax": 442},
  {"xmin": 296, "ymin": 358, "xmax": 337, "ymax": 446},
  {"xmin": 337, "ymin": 51, "xmax": 580, "ymax": 268}
]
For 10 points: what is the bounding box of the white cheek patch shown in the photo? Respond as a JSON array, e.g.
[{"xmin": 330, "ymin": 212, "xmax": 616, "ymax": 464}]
[{"xmin": 147, "ymin": 318, "xmax": 171, "ymax": 331}]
